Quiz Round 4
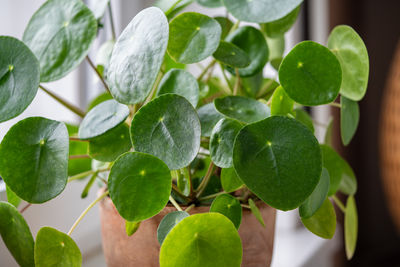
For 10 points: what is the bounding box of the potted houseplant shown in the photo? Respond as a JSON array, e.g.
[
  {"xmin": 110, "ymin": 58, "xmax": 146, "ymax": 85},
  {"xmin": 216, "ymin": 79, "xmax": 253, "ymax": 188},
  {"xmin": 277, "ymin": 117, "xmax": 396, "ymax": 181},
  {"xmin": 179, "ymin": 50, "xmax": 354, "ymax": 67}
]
[{"xmin": 0, "ymin": 0, "xmax": 368, "ymax": 266}]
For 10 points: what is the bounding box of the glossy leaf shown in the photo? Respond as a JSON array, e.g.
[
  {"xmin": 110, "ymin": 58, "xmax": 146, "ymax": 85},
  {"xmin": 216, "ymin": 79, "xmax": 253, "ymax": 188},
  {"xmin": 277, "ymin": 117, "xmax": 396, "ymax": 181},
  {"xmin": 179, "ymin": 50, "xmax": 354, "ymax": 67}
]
[
  {"xmin": 223, "ymin": 0, "xmax": 303, "ymax": 23},
  {"xmin": 248, "ymin": 198, "xmax": 265, "ymax": 227},
  {"xmin": 79, "ymin": 100, "xmax": 129, "ymax": 140},
  {"xmin": 6, "ymin": 185, "xmax": 21, "ymax": 208},
  {"xmin": 108, "ymin": 7, "xmax": 169, "ymax": 104},
  {"xmin": 168, "ymin": 12, "xmax": 221, "ymax": 64},
  {"xmin": 233, "ymin": 116, "xmax": 322, "ymax": 211},
  {"xmin": 157, "ymin": 211, "xmax": 189, "ymax": 245},
  {"xmin": 279, "ymin": 41, "xmax": 342, "ymax": 106},
  {"xmin": 214, "ymin": 96, "xmax": 270, "ymax": 124},
  {"xmin": 299, "ymin": 168, "xmax": 330, "ymax": 218},
  {"xmin": 339, "ymin": 161, "xmax": 357, "ymax": 196},
  {"xmin": 126, "ymin": 221, "xmax": 141, "ymax": 237},
  {"xmin": 157, "ymin": 69, "xmax": 200, "ymax": 107},
  {"xmin": 159, "ymin": 213, "xmax": 242, "ymax": 267},
  {"xmin": 0, "ymin": 36, "xmax": 40, "ymax": 123},
  {"xmin": 197, "ymin": 0, "xmax": 223, "ymax": 7},
  {"xmin": 215, "ymin": 17, "xmax": 233, "ymax": 39},
  {"xmin": 23, "ymin": 0, "xmax": 97, "ymax": 82},
  {"xmin": 340, "ymin": 96, "xmax": 359, "ymax": 146},
  {"xmin": 0, "ymin": 202, "xmax": 35, "ymax": 267},
  {"xmin": 213, "ymin": 41, "xmax": 250, "ymax": 68},
  {"xmin": 131, "ymin": 94, "xmax": 201, "ymax": 170},
  {"xmin": 345, "ymin": 196, "xmax": 358, "ymax": 259},
  {"xmin": 294, "ymin": 108, "xmax": 314, "ymax": 132},
  {"xmin": 197, "ymin": 102, "xmax": 224, "ymax": 137},
  {"xmin": 261, "ymin": 5, "xmax": 301, "ymax": 37},
  {"xmin": 35, "ymin": 227, "xmax": 82, "ymax": 267},
  {"xmin": 66, "ymin": 124, "xmax": 91, "ymax": 177},
  {"xmin": 270, "ymin": 86, "xmax": 294, "ymax": 116},
  {"xmin": 210, "ymin": 118, "xmax": 243, "ymax": 168},
  {"xmin": 221, "ymin": 168, "xmax": 243, "ymax": 193},
  {"xmin": 328, "ymin": 25, "xmax": 369, "ymax": 101},
  {"xmin": 0, "ymin": 117, "xmax": 69, "ymax": 203},
  {"xmin": 210, "ymin": 194, "xmax": 242, "ymax": 229},
  {"xmin": 108, "ymin": 152, "xmax": 171, "ymax": 222},
  {"xmin": 301, "ymin": 198, "xmax": 336, "ymax": 239},
  {"xmin": 226, "ymin": 26, "xmax": 269, "ymax": 77}
]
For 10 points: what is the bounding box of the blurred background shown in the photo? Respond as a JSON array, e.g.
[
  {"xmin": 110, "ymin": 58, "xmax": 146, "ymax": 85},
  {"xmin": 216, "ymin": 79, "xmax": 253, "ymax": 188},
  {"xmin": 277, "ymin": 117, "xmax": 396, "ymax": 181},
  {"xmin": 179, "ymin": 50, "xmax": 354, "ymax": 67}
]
[{"xmin": 0, "ymin": 0, "xmax": 399, "ymax": 266}]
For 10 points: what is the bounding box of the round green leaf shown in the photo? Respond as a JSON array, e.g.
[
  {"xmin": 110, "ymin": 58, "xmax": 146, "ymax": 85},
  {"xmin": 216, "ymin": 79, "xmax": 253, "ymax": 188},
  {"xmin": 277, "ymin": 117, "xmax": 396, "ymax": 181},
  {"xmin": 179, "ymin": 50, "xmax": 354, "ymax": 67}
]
[
  {"xmin": 210, "ymin": 194, "xmax": 242, "ymax": 229},
  {"xmin": 299, "ymin": 168, "xmax": 330, "ymax": 218},
  {"xmin": 197, "ymin": 102, "xmax": 224, "ymax": 137},
  {"xmin": 108, "ymin": 152, "xmax": 172, "ymax": 222},
  {"xmin": 320, "ymin": 144, "xmax": 348, "ymax": 196},
  {"xmin": 131, "ymin": 94, "xmax": 201, "ymax": 170},
  {"xmin": 214, "ymin": 96, "xmax": 270, "ymax": 124},
  {"xmin": 233, "ymin": 116, "xmax": 322, "ymax": 211},
  {"xmin": 327, "ymin": 25, "xmax": 369, "ymax": 101},
  {"xmin": 0, "ymin": 36, "xmax": 40, "ymax": 123},
  {"xmin": 340, "ymin": 96, "xmax": 359, "ymax": 146},
  {"xmin": 270, "ymin": 86, "xmax": 294, "ymax": 116},
  {"xmin": 345, "ymin": 196, "xmax": 358, "ymax": 259},
  {"xmin": 226, "ymin": 26, "xmax": 269, "ymax": 77},
  {"xmin": 223, "ymin": 0, "xmax": 303, "ymax": 23},
  {"xmin": 210, "ymin": 118, "xmax": 243, "ymax": 168},
  {"xmin": 197, "ymin": 0, "xmax": 223, "ymax": 7},
  {"xmin": 279, "ymin": 41, "xmax": 342, "ymax": 106},
  {"xmin": 0, "ymin": 117, "xmax": 69, "ymax": 203},
  {"xmin": 168, "ymin": 12, "xmax": 222, "ymax": 64},
  {"xmin": 157, "ymin": 211, "xmax": 190, "ymax": 245},
  {"xmin": 159, "ymin": 213, "xmax": 242, "ymax": 267},
  {"xmin": 88, "ymin": 123, "xmax": 132, "ymax": 162},
  {"xmin": 157, "ymin": 69, "xmax": 200, "ymax": 107},
  {"xmin": 35, "ymin": 227, "xmax": 82, "ymax": 267},
  {"xmin": 108, "ymin": 7, "xmax": 169, "ymax": 104},
  {"xmin": 213, "ymin": 41, "xmax": 250, "ymax": 68},
  {"xmin": 294, "ymin": 108, "xmax": 314, "ymax": 132},
  {"xmin": 23, "ymin": 0, "xmax": 97, "ymax": 82},
  {"xmin": 79, "ymin": 100, "xmax": 129, "ymax": 140},
  {"xmin": 214, "ymin": 17, "xmax": 233, "ymax": 40},
  {"xmin": 261, "ymin": 5, "xmax": 301, "ymax": 37},
  {"xmin": 221, "ymin": 168, "xmax": 243, "ymax": 193},
  {"xmin": 301, "ymin": 198, "xmax": 336, "ymax": 239},
  {"xmin": 0, "ymin": 202, "xmax": 34, "ymax": 267},
  {"xmin": 248, "ymin": 198, "xmax": 265, "ymax": 227}
]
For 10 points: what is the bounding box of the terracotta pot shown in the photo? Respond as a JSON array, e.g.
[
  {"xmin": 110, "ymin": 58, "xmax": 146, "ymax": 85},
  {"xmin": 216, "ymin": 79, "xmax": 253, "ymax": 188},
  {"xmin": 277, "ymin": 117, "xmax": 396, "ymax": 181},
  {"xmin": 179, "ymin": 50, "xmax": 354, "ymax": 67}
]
[{"xmin": 99, "ymin": 193, "xmax": 276, "ymax": 267}]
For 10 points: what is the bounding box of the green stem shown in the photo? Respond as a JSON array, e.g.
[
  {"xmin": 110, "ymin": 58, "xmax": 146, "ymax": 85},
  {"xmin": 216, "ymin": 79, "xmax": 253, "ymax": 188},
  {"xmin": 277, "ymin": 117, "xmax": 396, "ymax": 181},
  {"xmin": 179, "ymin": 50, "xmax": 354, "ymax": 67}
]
[
  {"xmin": 86, "ymin": 56, "xmax": 111, "ymax": 93},
  {"xmin": 241, "ymin": 204, "xmax": 251, "ymax": 209},
  {"xmin": 233, "ymin": 68, "xmax": 241, "ymax": 95},
  {"xmin": 185, "ymin": 203, "xmax": 195, "ymax": 213},
  {"xmin": 172, "ymin": 184, "xmax": 191, "ymax": 202},
  {"xmin": 256, "ymin": 77, "xmax": 277, "ymax": 99},
  {"xmin": 68, "ymin": 190, "xmax": 109, "ymax": 235},
  {"xmin": 219, "ymin": 63, "xmax": 234, "ymax": 93},
  {"xmin": 39, "ymin": 85, "xmax": 85, "ymax": 118},
  {"xmin": 165, "ymin": 0, "xmax": 184, "ymax": 16},
  {"xmin": 197, "ymin": 60, "xmax": 216, "ymax": 81},
  {"xmin": 68, "ymin": 168, "xmax": 109, "ymax": 183},
  {"xmin": 144, "ymin": 71, "xmax": 163, "ymax": 105},
  {"xmin": 331, "ymin": 195, "xmax": 346, "ymax": 213},
  {"xmin": 196, "ymin": 161, "xmax": 214, "ymax": 198},
  {"xmin": 108, "ymin": 2, "xmax": 117, "ymax": 40},
  {"xmin": 329, "ymin": 102, "xmax": 342, "ymax": 108},
  {"xmin": 169, "ymin": 195, "xmax": 183, "ymax": 211},
  {"xmin": 198, "ymin": 191, "xmax": 227, "ymax": 201},
  {"xmin": 227, "ymin": 20, "xmax": 240, "ymax": 38}
]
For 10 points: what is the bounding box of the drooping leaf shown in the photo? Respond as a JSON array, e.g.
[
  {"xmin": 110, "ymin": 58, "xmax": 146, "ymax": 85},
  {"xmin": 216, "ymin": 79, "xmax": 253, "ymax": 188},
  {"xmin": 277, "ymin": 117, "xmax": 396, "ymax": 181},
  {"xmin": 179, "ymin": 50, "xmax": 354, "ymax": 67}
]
[
  {"xmin": 339, "ymin": 161, "xmax": 357, "ymax": 196},
  {"xmin": 210, "ymin": 194, "xmax": 242, "ymax": 229},
  {"xmin": 299, "ymin": 168, "xmax": 330, "ymax": 218},
  {"xmin": 233, "ymin": 116, "xmax": 322, "ymax": 211},
  {"xmin": 327, "ymin": 25, "xmax": 369, "ymax": 101},
  {"xmin": 248, "ymin": 198, "xmax": 265, "ymax": 227},
  {"xmin": 210, "ymin": 118, "xmax": 243, "ymax": 168},
  {"xmin": 214, "ymin": 96, "xmax": 270, "ymax": 124},
  {"xmin": 279, "ymin": 41, "xmax": 342, "ymax": 106},
  {"xmin": 301, "ymin": 198, "xmax": 336, "ymax": 239},
  {"xmin": 23, "ymin": 0, "xmax": 97, "ymax": 82},
  {"xmin": 221, "ymin": 168, "xmax": 243, "ymax": 193},
  {"xmin": 345, "ymin": 196, "xmax": 358, "ymax": 259},
  {"xmin": 197, "ymin": 102, "xmax": 224, "ymax": 137},
  {"xmin": 0, "ymin": 202, "xmax": 35, "ymax": 267},
  {"xmin": 261, "ymin": 5, "xmax": 301, "ymax": 37},
  {"xmin": 0, "ymin": 117, "xmax": 69, "ymax": 203},
  {"xmin": 6, "ymin": 185, "xmax": 21, "ymax": 208},
  {"xmin": 157, "ymin": 211, "xmax": 189, "ymax": 245},
  {"xmin": 340, "ymin": 96, "xmax": 360, "ymax": 146},
  {"xmin": 226, "ymin": 26, "xmax": 269, "ymax": 77},
  {"xmin": 159, "ymin": 213, "xmax": 242, "ymax": 267},
  {"xmin": 294, "ymin": 108, "xmax": 314, "ymax": 132},
  {"xmin": 223, "ymin": 0, "xmax": 303, "ymax": 23},
  {"xmin": 108, "ymin": 7, "xmax": 169, "ymax": 104},
  {"xmin": 213, "ymin": 41, "xmax": 250, "ymax": 68},
  {"xmin": 108, "ymin": 152, "xmax": 172, "ymax": 222},
  {"xmin": 35, "ymin": 227, "xmax": 82, "ymax": 267},
  {"xmin": 157, "ymin": 69, "xmax": 200, "ymax": 107},
  {"xmin": 168, "ymin": 12, "xmax": 221, "ymax": 64},
  {"xmin": 0, "ymin": 36, "xmax": 40, "ymax": 123},
  {"xmin": 126, "ymin": 221, "xmax": 141, "ymax": 237},
  {"xmin": 66, "ymin": 124, "xmax": 91, "ymax": 177},
  {"xmin": 131, "ymin": 94, "xmax": 201, "ymax": 170},
  {"xmin": 214, "ymin": 17, "xmax": 233, "ymax": 40},
  {"xmin": 270, "ymin": 86, "xmax": 294, "ymax": 116},
  {"xmin": 197, "ymin": 0, "xmax": 223, "ymax": 8}
]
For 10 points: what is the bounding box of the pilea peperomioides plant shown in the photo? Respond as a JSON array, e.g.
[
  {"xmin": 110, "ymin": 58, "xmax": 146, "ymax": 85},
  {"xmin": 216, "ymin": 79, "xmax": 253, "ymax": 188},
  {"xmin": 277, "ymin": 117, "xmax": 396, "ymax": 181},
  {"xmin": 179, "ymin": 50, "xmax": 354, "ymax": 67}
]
[{"xmin": 0, "ymin": 0, "xmax": 368, "ymax": 266}]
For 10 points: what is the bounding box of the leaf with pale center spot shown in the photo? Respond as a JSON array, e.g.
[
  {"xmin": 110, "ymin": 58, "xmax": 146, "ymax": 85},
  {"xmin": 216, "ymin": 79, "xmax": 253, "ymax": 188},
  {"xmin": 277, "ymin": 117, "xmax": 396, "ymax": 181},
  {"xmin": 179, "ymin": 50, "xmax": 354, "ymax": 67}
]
[
  {"xmin": 210, "ymin": 194, "xmax": 242, "ymax": 229},
  {"xmin": 270, "ymin": 86, "xmax": 294, "ymax": 116}
]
